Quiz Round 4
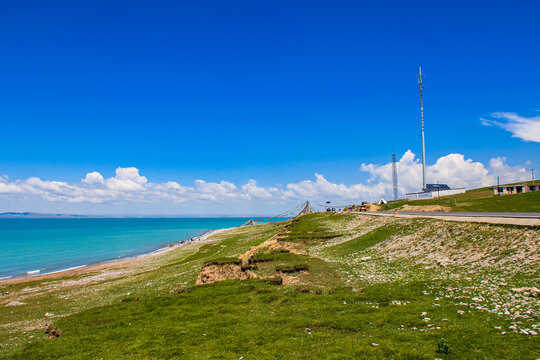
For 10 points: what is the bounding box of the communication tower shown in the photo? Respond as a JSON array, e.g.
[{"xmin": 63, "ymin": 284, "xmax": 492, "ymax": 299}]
[{"xmin": 417, "ymin": 65, "xmax": 427, "ymax": 190}]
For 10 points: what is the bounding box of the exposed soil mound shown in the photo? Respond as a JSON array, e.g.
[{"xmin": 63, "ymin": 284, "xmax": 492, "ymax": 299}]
[
  {"xmin": 196, "ymin": 263, "xmax": 257, "ymax": 285},
  {"xmin": 365, "ymin": 204, "xmax": 382, "ymax": 212},
  {"xmin": 239, "ymin": 236, "xmax": 279, "ymax": 261},
  {"xmin": 239, "ymin": 227, "xmax": 304, "ymax": 262},
  {"xmin": 399, "ymin": 204, "xmax": 452, "ymax": 212},
  {"xmin": 269, "ymin": 240, "xmax": 305, "ymax": 255},
  {"xmin": 275, "ymin": 265, "xmax": 310, "ymax": 285},
  {"xmin": 279, "ymin": 274, "xmax": 304, "ymax": 285}
]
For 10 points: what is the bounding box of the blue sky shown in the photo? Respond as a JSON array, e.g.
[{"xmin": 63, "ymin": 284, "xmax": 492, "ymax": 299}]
[{"xmin": 0, "ymin": 0, "xmax": 539, "ymax": 215}]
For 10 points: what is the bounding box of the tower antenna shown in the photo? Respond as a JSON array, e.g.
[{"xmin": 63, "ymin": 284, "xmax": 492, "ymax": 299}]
[
  {"xmin": 417, "ymin": 65, "xmax": 427, "ymax": 190},
  {"xmin": 392, "ymin": 153, "xmax": 398, "ymax": 201}
]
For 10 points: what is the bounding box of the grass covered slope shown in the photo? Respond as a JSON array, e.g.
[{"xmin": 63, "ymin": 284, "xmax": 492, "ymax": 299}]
[
  {"xmin": 384, "ymin": 184, "xmax": 540, "ymax": 213},
  {"xmin": 1, "ymin": 213, "xmax": 539, "ymax": 359}
]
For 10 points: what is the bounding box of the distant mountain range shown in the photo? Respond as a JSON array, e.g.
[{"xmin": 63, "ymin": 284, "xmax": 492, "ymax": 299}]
[{"xmin": 0, "ymin": 212, "xmax": 92, "ymax": 218}]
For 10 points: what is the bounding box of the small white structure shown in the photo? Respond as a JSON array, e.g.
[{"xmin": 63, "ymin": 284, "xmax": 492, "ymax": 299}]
[
  {"xmin": 378, "ymin": 199, "xmax": 388, "ymax": 205},
  {"xmin": 405, "ymin": 184, "xmax": 465, "ymax": 201}
]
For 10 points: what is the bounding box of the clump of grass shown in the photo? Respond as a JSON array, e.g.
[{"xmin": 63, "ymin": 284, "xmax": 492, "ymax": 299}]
[
  {"xmin": 436, "ymin": 337, "xmax": 451, "ymax": 355},
  {"xmin": 247, "ymin": 257, "xmax": 274, "ymax": 265},
  {"xmin": 201, "ymin": 258, "xmax": 241, "ymax": 267},
  {"xmin": 274, "ymin": 264, "xmax": 309, "ymax": 274}
]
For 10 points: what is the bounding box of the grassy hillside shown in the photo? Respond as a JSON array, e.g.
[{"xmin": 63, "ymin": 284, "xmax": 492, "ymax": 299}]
[
  {"xmin": 1, "ymin": 213, "xmax": 539, "ymax": 359},
  {"xmin": 383, "ymin": 184, "xmax": 540, "ymax": 212}
]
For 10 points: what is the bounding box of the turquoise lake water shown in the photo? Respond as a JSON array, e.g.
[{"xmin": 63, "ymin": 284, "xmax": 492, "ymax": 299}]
[{"xmin": 0, "ymin": 218, "xmax": 280, "ymax": 279}]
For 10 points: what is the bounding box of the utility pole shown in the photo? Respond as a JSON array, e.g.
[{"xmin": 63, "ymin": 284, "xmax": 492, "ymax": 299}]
[
  {"xmin": 392, "ymin": 153, "xmax": 398, "ymax": 201},
  {"xmin": 417, "ymin": 65, "xmax": 427, "ymax": 190},
  {"xmin": 532, "ymin": 169, "xmax": 536, "ymax": 185}
]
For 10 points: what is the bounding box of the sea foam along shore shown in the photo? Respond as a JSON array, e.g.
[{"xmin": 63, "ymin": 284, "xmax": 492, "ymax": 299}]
[{"xmin": 0, "ymin": 226, "xmax": 236, "ymax": 286}]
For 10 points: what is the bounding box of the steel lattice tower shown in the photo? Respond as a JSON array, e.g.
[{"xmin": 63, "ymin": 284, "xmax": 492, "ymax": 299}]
[
  {"xmin": 417, "ymin": 65, "xmax": 427, "ymax": 190},
  {"xmin": 392, "ymin": 153, "xmax": 398, "ymax": 201}
]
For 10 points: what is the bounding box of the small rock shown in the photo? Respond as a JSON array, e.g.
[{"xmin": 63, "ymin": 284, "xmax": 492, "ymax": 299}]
[
  {"xmin": 45, "ymin": 312, "xmax": 54, "ymax": 318},
  {"xmin": 371, "ymin": 343, "xmax": 379, "ymax": 347},
  {"xmin": 511, "ymin": 287, "xmax": 539, "ymax": 296}
]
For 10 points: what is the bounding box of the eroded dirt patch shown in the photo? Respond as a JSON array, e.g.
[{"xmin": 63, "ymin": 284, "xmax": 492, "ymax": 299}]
[
  {"xmin": 196, "ymin": 263, "xmax": 257, "ymax": 285},
  {"xmin": 399, "ymin": 204, "xmax": 452, "ymax": 212}
]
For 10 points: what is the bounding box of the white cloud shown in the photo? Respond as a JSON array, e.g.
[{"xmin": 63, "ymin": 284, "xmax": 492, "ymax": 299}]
[
  {"xmin": 286, "ymin": 173, "xmax": 378, "ymax": 201},
  {"xmin": 241, "ymin": 179, "xmax": 279, "ymax": 199},
  {"xmin": 481, "ymin": 112, "xmax": 540, "ymax": 143},
  {"xmin": 358, "ymin": 151, "xmax": 526, "ymax": 197},
  {"xmin": 0, "ymin": 176, "xmax": 23, "ymax": 194},
  {"xmin": 105, "ymin": 167, "xmax": 147, "ymax": 192},
  {"xmin": 83, "ymin": 172, "xmax": 104, "ymax": 185},
  {"xmin": 0, "ymin": 152, "xmax": 531, "ymax": 214},
  {"xmin": 285, "ymin": 151, "xmax": 527, "ymax": 202},
  {"xmin": 194, "ymin": 180, "xmax": 241, "ymax": 201}
]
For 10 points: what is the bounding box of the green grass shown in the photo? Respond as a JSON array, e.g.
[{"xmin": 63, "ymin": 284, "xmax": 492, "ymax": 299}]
[
  {"xmin": 1, "ymin": 213, "xmax": 538, "ymax": 359},
  {"xmin": 6, "ymin": 279, "xmax": 538, "ymax": 359},
  {"xmin": 383, "ymin": 185, "xmax": 540, "ymax": 212},
  {"xmin": 323, "ymin": 225, "xmax": 406, "ymax": 257},
  {"xmin": 284, "ymin": 213, "xmax": 348, "ymax": 244}
]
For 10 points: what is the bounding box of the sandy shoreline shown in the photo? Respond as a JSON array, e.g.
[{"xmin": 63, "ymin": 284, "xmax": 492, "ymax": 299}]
[{"xmin": 0, "ymin": 227, "xmax": 235, "ymax": 286}]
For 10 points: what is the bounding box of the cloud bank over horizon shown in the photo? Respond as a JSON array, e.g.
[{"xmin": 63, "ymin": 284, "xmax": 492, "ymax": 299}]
[{"xmin": 0, "ymin": 150, "xmax": 530, "ymax": 215}]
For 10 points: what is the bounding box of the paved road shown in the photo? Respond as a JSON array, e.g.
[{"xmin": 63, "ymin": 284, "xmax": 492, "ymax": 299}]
[{"xmin": 374, "ymin": 211, "xmax": 540, "ymax": 219}]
